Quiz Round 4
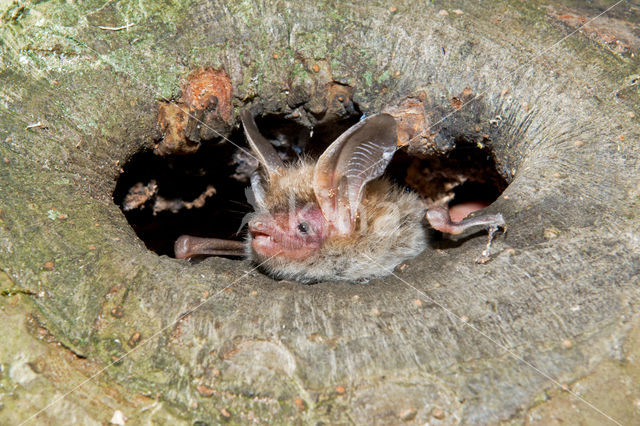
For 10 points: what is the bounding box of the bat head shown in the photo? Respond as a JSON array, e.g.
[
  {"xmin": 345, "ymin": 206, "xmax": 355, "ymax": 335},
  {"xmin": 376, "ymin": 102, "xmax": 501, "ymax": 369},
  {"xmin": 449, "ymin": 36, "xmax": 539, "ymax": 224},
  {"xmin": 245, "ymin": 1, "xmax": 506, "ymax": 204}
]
[
  {"xmin": 248, "ymin": 204, "xmax": 328, "ymax": 260},
  {"xmin": 241, "ymin": 110, "xmax": 397, "ymax": 262}
]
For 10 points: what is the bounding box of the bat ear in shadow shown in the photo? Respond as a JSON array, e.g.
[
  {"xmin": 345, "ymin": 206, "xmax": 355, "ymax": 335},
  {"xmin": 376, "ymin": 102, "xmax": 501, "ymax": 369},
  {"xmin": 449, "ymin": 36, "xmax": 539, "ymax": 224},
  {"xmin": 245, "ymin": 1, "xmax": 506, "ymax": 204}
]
[
  {"xmin": 313, "ymin": 114, "xmax": 398, "ymax": 235},
  {"xmin": 240, "ymin": 110, "xmax": 284, "ymax": 181}
]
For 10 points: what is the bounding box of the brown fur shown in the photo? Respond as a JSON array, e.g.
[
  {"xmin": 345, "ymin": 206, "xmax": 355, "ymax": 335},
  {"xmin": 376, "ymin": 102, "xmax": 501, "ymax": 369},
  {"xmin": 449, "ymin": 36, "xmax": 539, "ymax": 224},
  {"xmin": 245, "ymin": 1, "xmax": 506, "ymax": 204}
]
[
  {"xmin": 261, "ymin": 162, "xmax": 317, "ymax": 211},
  {"xmin": 246, "ymin": 162, "xmax": 427, "ymax": 283}
]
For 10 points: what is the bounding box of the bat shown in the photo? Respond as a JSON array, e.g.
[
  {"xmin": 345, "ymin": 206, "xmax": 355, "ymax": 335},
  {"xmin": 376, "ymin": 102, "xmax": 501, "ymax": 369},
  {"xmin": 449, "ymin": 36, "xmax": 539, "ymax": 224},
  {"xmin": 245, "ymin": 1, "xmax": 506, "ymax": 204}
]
[{"xmin": 174, "ymin": 110, "xmax": 505, "ymax": 283}]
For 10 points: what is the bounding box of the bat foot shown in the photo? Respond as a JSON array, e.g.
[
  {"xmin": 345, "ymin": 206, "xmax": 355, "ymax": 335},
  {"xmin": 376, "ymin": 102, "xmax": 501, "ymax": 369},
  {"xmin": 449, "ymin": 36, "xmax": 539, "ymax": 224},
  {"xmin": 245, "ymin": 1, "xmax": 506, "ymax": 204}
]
[
  {"xmin": 474, "ymin": 223, "xmax": 505, "ymax": 264},
  {"xmin": 426, "ymin": 207, "xmax": 506, "ymax": 263}
]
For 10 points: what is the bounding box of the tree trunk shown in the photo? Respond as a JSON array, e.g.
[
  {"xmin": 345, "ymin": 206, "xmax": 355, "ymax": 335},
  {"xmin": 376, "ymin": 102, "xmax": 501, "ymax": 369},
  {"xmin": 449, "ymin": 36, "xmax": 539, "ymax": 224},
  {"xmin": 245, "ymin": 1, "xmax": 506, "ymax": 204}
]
[{"xmin": 1, "ymin": 0, "xmax": 639, "ymax": 424}]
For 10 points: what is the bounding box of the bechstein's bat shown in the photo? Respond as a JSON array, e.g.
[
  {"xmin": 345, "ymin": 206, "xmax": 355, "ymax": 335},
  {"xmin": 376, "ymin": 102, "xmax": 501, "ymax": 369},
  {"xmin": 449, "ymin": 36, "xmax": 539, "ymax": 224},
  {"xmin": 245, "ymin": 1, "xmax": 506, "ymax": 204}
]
[{"xmin": 174, "ymin": 110, "xmax": 505, "ymax": 283}]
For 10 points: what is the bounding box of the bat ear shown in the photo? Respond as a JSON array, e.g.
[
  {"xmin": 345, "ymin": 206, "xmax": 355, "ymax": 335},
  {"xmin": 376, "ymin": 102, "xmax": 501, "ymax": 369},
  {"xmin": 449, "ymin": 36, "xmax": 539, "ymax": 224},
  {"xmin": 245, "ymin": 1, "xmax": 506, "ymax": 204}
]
[
  {"xmin": 240, "ymin": 110, "xmax": 284, "ymax": 180},
  {"xmin": 313, "ymin": 113, "xmax": 397, "ymax": 235}
]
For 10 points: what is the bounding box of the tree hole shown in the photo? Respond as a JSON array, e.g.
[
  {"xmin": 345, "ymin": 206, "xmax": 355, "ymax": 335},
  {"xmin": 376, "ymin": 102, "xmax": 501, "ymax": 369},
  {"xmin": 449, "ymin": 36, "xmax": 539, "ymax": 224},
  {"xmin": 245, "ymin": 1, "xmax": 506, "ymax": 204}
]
[
  {"xmin": 113, "ymin": 111, "xmax": 508, "ymax": 258},
  {"xmin": 387, "ymin": 138, "xmax": 508, "ymax": 215}
]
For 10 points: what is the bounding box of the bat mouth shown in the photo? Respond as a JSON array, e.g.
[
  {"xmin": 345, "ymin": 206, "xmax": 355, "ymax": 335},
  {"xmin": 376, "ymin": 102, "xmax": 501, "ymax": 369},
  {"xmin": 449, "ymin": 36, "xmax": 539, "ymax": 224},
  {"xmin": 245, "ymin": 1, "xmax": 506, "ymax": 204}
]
[
  {"xmin": 248, "ymin": 222, "xmax": 279, "ymax": 255},
  {"xmin": 250, "ymin": 231, "xmax": 273, "ymax": 245},
  {"xmin": 249, "ymin": 229, "xmax": 270, "ymax": 238},
  {"xmin": 248, "ymin": 220, "xmax": 274, "ymax": 240},
  {"xmin": 250, "ymin": 232, "xmax": 284, "ymax": 258}
]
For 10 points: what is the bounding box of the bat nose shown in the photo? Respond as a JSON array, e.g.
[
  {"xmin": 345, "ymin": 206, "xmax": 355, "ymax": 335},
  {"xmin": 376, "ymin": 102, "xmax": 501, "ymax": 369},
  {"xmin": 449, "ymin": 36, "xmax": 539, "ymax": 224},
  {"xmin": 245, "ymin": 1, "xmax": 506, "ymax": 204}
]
[{"xmin": 248, "ymin": 220, "xmax": 270, "ymax": 236}]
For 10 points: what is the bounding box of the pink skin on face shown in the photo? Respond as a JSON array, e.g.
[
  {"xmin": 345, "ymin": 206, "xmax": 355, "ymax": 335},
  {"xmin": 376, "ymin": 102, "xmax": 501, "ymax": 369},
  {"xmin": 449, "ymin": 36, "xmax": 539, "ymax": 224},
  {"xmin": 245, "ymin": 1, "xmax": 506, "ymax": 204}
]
[{"xmin": 249, "ymin": 206, "xmax": 329, "ymax": 260}]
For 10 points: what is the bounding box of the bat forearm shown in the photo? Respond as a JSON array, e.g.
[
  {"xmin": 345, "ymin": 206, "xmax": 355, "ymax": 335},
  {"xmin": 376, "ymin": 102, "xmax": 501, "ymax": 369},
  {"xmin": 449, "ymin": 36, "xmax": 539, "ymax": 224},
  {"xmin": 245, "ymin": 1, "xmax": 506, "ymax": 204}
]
[
  {"xmin": 174, "ymin": 235, "xmax": 245, "ymax": 259},
  {"xmin": 426, "ymin": 206, "xmax": 505, "ymax": 236}
]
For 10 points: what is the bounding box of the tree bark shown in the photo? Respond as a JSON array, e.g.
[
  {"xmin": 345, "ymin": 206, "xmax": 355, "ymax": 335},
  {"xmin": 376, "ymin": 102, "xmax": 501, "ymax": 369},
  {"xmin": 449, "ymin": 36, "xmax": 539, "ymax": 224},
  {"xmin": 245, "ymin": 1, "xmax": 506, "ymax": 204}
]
[{"xmin": 1, "ymin": 0, "xmax": 639, "ymax": 424}]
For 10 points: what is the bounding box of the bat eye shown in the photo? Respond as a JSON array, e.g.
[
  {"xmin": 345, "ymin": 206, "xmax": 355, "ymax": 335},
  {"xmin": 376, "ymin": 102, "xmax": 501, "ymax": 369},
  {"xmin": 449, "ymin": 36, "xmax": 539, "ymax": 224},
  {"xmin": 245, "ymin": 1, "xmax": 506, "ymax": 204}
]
[{"xmin": 297, "ymin": 222, "xmax": 310, "ymax": 234}]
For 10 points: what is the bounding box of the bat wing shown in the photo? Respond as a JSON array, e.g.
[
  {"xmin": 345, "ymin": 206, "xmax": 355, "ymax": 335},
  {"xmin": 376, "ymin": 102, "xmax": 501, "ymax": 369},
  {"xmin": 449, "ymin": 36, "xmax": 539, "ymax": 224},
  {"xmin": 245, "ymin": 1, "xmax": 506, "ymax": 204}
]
[
  {"xmin": 313, "ymin": 113, "xmax": 397, "ymax": 235},
  {"xmin": 241, "ymin": 110, "xmax": 284, "ymax": 178}
]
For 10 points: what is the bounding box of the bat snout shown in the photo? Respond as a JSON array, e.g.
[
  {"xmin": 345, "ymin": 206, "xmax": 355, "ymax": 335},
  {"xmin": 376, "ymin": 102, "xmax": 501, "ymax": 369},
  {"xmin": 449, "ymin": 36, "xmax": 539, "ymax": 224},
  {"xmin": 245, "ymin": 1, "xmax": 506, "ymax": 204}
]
[
  {"xmin": 248, "ymin": 220, "xmax": 270, "ymax": 236},
  {"xmin": 248, "ymin": 219, "xmax": 278, "ymax": 252}
]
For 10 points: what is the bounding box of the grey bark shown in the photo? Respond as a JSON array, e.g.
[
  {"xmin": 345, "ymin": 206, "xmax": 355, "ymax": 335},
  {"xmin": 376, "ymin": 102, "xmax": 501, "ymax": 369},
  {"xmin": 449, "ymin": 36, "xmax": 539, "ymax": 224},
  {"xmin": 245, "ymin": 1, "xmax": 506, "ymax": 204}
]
[{"xmin": 1, "ymin": 0, "xmax": 639, "ymax": 424}]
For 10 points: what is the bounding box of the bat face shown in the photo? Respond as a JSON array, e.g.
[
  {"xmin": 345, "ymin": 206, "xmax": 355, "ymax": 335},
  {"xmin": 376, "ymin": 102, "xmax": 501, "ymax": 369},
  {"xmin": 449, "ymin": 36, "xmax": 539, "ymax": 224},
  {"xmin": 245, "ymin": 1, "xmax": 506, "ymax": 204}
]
[{"xmin": 248, "ymin": 204, "xmax": 329, "ymax": 260}]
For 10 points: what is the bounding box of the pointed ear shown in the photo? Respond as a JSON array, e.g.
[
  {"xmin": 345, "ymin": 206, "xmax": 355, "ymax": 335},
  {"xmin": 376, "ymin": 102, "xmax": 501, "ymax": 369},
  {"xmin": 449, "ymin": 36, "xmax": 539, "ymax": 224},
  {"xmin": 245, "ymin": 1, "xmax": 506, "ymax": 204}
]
[
  {"xmin": 313, "ymin": 113, "xmax": 397, "ymax": 235},
  {"xmin": 240, "ymin": 110, "xmax": 284, "ymax": 179}
]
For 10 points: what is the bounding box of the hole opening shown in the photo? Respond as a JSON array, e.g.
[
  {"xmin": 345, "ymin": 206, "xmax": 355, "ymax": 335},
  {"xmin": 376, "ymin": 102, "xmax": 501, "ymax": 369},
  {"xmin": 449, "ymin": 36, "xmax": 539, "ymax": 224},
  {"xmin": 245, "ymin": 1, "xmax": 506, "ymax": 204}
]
[{"xmin": 113, "ymin": 110, "xmax": 509, "ymax": 258}]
